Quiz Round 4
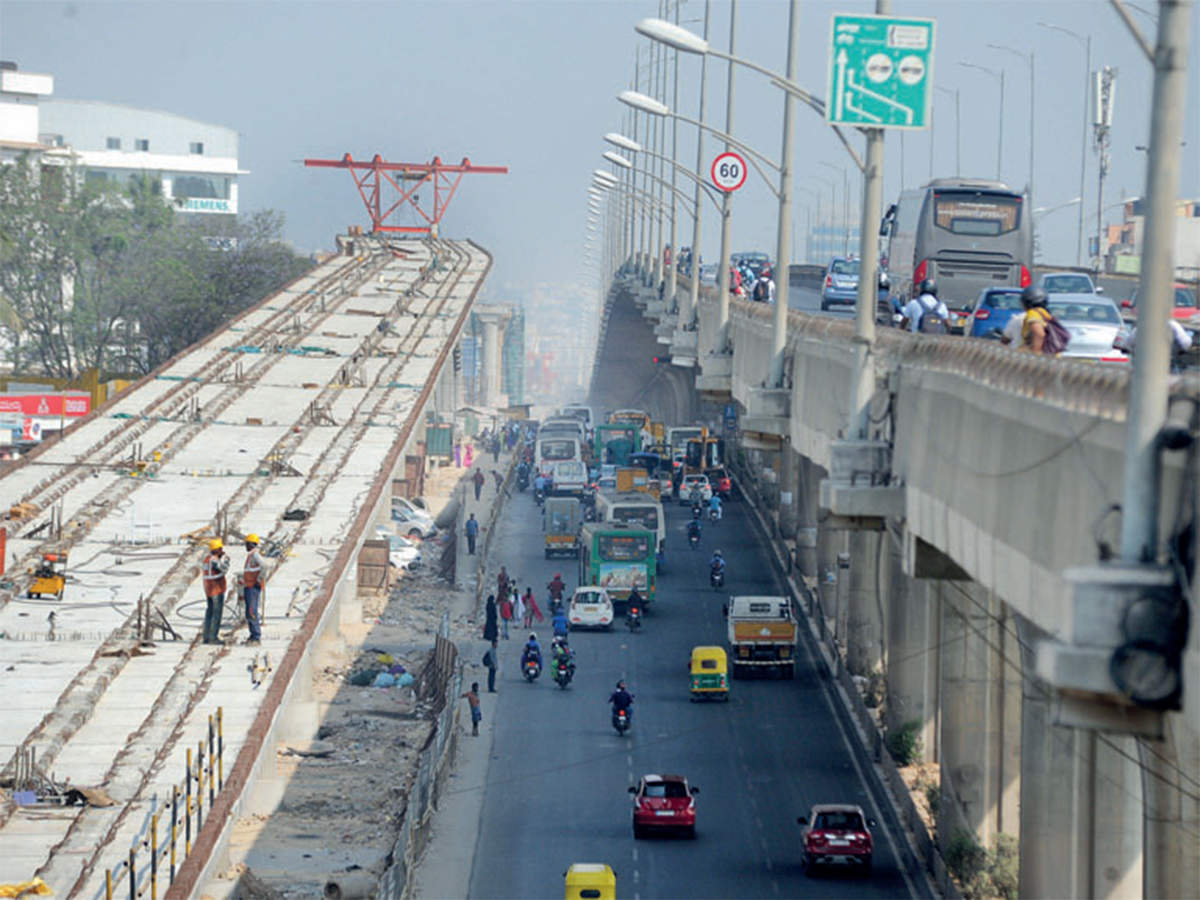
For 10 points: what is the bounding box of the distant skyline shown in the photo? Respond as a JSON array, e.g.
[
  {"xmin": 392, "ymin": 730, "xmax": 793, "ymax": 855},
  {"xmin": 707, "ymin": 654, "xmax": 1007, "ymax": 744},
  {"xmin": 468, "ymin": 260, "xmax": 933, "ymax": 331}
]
[{"xmin": 3, "ymin": 0, "xmax": 1198, "ymax": 299}]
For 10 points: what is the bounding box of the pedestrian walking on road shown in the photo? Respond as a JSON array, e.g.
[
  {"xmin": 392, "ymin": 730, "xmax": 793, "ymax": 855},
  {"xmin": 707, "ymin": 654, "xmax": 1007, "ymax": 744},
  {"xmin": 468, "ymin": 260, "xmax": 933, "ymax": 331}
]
[
  {"xmin": 461, "ymin": 682, "xmax": 482, "ymax": 736},
  {"xmin": 454, "ymin": 440, "xmax": 463, "ymax": 468},
  {"xmin": 491, "ymin": 469, "xmax": 505, "ymax": 495},
  {"xmin": 464, "ymin": 443, "xmax": 474, "ymax": 468},
  {"xmin": 483, "ymin": 594, "xmax": 499, "ymax": 643},
  {"xmin": 513, "ymin": 591, "xmax": 526, "ymax": 630},
  {"xmin": 200, "ymin": 538, "xmax": 230, "ymax": 644},
  {"xmin": 241, "ymin": 533, "xmax": 265, "ymax": 645},
  {"xmin": 472, "ymin": 469, "xmax": 485, "ymax": 502},
  {"xmin": 483, "ymin": 641, "xmax": 498, "ymax": 693},
  {"xmin": 465, "ymin": 513, "xmax": 479, "ymax": 554},
  {"xmin": 499, "ymin": 594, "xmax": 513, "ymax": 638},
  {"xmin": 525, "ymin": 587, "xmax": 544, "ymax": 626},
  {"xmin": 490, "ymin": 435, "xmax": 501, "ymax": 462},
  {"xmin": 497, "ymin": 566, "xmax": 511, "ymax": 602}
]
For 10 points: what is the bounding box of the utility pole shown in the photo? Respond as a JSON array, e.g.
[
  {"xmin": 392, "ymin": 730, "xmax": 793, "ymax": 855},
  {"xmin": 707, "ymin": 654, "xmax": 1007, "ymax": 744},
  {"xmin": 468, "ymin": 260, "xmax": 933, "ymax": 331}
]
[
  {"xmin": 768, "ymin": 0, "xmax": 798, "ymax": 388},
  {"xmin": 1110, "ymin": 2, "xmax": 1192, "ymax": 897},
  {"xmin": 1093, "ymin": 65, "xmax": 1117, "ymax": 274},
  {"xmin": 665, "ymin": 0, "xmax": 680, "ymax": 309},
  {"xmin": 714, "ymin": 0, "xmax": 738, "ymax": 353}
]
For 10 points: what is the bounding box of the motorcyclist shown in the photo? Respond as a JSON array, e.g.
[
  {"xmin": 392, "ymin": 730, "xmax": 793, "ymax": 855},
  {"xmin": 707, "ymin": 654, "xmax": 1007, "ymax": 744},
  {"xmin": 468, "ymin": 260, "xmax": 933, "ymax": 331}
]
[
  {"xmin": 517, "ymin": 459, "xmax": 530, "ymax": 483},
  {"xmin": 520, "ymin": 632, "xmax": 542, "ymax": 670},
  {"xmin": 547, "ymin": 573, "xmax": 567, "ymax": 604},
  {"xmin": 552, "ymin": 606, "xmax": 570, "ymax": 638},
  {"xmin": 687, "ymin": 518, "xmax": 702, "ymax": 544},
  {"xmin": 626, "ymin": 587, "xmax": 643, "ymax": 622},
  {"xmin": 534, "ymin": 471, "xmax": 548, "ymax": 493},
  {"xmin": 609, "ymin": 680, "xmax": 634, "ymax": 725},
  {"xmin": 708, "ymin": 493, "xmax": 722, "ymax": 521},
  {"xmin": 551, "ymin": 635, "xmax": 576, "ymax": 675},
  {"xmin": 710, "ymin": 549, "xmax": 726, "ymax": 578},
  {"xmin": 688, "ymin": 485, "xmax": 704, "ymax": 508}
]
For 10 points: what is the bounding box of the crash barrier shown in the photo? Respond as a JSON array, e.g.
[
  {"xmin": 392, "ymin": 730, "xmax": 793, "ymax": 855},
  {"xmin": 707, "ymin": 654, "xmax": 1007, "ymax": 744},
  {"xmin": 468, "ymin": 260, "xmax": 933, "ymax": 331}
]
[
  {"xmin": 731, "ymin": 466, "xmax": 958, "ymax": 898},
  {"xmin": 99, "ymin": 707, "xmax": 226, "ymax": 900},
  {"xmin": 374, "ymin": 615, "xmax": 462, "ymax": 900}
]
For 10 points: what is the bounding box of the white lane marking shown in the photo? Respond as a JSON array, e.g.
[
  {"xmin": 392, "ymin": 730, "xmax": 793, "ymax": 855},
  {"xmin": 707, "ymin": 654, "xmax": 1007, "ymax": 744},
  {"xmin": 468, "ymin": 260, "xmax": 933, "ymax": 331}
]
[
  {"xmin": 632, "ymin": 846, "xmax": 638, "ymax": 862},
  {"xmin": 771, "ymin": 879, "xmax": 780, "ymax": 895},
  {"xmin": 633, "ymin": 869, "xmax": 640, "ymax": 884},
  {"xmin": 765, "ymin": 857, "xmax": 773, "ymax": 872},
  {"xmin": 799, "ymin": 629, "xmax": 922, "ymax": 898}
]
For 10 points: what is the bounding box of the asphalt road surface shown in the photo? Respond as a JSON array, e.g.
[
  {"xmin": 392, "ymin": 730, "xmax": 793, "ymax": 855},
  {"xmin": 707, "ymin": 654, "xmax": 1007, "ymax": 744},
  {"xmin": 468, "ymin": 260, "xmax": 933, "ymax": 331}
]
[
  {"xmin": 789, "ymin": 283, "xmax": 856, "ymax": 319},
  {"xmin": 466, "ymin": 488, "xmax": 925, "ymax": 900}
]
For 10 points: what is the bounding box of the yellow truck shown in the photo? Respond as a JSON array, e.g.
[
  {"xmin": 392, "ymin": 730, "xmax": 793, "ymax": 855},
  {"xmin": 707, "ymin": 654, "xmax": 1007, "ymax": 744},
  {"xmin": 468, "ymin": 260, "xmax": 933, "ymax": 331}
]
[
  {"xmin": 725, "ymin": 595, "xmax": 796, "ymax": 679},
  {"xmin": 615, "ymin": 467, "xmax": 650, "ymax": 495}
]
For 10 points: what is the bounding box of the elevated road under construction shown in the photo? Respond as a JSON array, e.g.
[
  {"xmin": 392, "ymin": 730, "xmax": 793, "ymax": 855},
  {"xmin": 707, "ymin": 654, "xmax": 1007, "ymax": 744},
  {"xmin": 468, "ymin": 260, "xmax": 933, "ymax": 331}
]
[{"xmin": 0, "ymin": 235, "xmax": 490, "ymax": 896}]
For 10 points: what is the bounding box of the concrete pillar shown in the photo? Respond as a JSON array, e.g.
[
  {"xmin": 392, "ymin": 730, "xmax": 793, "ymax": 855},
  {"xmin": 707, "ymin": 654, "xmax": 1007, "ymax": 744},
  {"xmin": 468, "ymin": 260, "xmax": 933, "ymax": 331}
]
[
  {"xmin": 794, "ymin": 456, "xmax": 819, "ymax": 578},
  {"xmin": 1016, "ymin": 614, "xmax": 1144, "ymax": 898},
  {"xmin": 777, "ymin": 442, "xmax": 799, "ymax": 542},
  {"xmin": 481, "ymin": 318, "xmax": 500, "ymax": 406},
  {"xmin": 1138, "ymin": 721, "xmax": 1200, "ymax": 899},
  {"xmin": 884, "ymin": 538, "xmax": 938, "ymax": 762},
  {"xmin": 846, "ymin": 530, "xmax": 883, "ymax": 677},
  {"xmin": 816, "ymin": 491, "xmax": 845, "ymax": 642}
]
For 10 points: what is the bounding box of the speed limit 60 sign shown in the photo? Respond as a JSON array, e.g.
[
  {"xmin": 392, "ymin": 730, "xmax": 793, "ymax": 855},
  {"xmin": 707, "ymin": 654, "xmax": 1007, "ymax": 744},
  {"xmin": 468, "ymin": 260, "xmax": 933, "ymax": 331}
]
[{"xmin": 711, "ymin": 152, "xmax": 747, "ymax": 192}]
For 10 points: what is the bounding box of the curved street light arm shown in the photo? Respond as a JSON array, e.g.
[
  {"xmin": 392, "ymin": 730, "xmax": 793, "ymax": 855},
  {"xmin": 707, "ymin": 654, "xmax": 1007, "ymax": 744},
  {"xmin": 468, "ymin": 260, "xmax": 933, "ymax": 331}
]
[
  {"xmin": 635, "ymin": 147, "xmax": 727, "ymax": 209},
  {"xmin": 638, "ymin": 164, "xmax": 718, "ymax": 213},
  {"xmin": 599, "ymin": 180, "xmax": 698, "ymax": 220},
  {"xmin": 666, "ymin": 110, "xmax": 782, "ymax": 197}
]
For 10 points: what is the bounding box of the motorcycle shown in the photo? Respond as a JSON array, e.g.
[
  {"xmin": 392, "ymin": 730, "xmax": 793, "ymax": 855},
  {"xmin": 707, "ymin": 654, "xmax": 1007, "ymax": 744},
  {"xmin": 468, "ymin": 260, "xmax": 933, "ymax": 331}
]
[
  {"xmin": 553, "ymin": 659, "xmax": 574, "ymax": 689},
  {"xmin": 688, "ymin": 530, "xmax": 700, "ymax": 549},
  {"xmin": 691, "ymin": 502, "xmax": 703, "ymax": 520},
  {"xmin": 710, "ymin": 566, "xmax": 725, "ymax": 589},
  {"xmin": 522, "ymin": 658, "xmax": 542, "ymax": 682},
  {"xmin": 708, "ymin": 506, "xmax": 720, "ymax": 524},
  {"xmin": 534, "ymin": 486, "xmax": 546, "ymax": 507},
  {"xmin": 626, "ymin": 605, "xmax": 643, "ymax": 632},
  {"xmin": 612, "ymin": 707, "xmax": 631, "ymax": 736},
  {"xmin": 516, "ymin": 467, "xmax": 530, "ymax": 492}
]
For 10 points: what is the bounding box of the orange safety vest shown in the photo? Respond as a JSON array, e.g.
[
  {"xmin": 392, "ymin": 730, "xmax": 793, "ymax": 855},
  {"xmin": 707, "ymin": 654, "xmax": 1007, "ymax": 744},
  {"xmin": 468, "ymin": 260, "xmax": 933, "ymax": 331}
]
[
  {"xmin": 243, "ymin": 549, "xmax": 264, "ymax": 588},
  {"xmin": 202, "ymin": 552, "xmax": 227, "ymax": 598}
]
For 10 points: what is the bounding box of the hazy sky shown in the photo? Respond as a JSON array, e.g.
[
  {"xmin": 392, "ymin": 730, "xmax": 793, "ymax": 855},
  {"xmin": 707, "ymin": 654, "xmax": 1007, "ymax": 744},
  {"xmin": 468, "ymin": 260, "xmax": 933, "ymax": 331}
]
[{"xmin": 3, "ymin": 0, "xmax": 1198, "ymax": 301}]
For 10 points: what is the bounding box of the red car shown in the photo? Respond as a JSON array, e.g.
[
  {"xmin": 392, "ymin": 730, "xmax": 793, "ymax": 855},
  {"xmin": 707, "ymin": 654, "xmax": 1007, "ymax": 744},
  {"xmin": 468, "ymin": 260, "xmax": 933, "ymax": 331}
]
[
  {"xmin": 629, "ymin": 774, "xmax": 698, "ymax": 838},
  {"xmin": 797, "ymin": 803, "xmax": 876, "ymax": 875},
  {"xmin": 706, "ymin": 467, "xmax": 733, "ymax": 500},
  {"xmin": 1122, "ymin": 284, "xmax": 1200, "ymax": 321}
]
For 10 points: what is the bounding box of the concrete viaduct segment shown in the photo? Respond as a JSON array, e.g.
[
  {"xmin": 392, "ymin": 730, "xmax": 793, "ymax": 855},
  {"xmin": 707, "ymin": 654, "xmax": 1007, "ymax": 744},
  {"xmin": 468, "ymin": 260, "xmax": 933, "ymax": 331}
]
[
  {"xmin": 0, "ymin": 236, "xmax": 490, "ymax": 895},
  {"xmin": 591, "ymin": 272, "xmax": 1199, "ymax": 898}
]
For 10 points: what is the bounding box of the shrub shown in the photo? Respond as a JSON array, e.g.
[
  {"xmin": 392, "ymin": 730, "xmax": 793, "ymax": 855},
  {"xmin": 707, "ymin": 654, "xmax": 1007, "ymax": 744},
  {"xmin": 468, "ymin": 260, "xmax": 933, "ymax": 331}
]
[
  {"xmin": 944, "ymin": 829, "xmax": 1018, "ymax": 900},
  {"xmin": 885, "ymin": 719, "xmax": 923, "ymax": 766}
]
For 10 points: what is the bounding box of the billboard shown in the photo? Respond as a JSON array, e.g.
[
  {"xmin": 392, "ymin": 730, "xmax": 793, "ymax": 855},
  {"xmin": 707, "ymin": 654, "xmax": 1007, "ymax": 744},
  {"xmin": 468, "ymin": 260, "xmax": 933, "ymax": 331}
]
[{"xmin": 0, "ymin": 394, "xmax": 91, "ymax": 417}]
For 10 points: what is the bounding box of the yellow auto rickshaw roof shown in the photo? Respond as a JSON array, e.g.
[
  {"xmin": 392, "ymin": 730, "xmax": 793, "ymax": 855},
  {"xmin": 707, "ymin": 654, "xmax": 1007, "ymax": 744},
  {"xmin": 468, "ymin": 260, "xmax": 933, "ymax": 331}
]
[{"xmin": 690, "ymin": 645, "xmax": 727, "ymax": 661}]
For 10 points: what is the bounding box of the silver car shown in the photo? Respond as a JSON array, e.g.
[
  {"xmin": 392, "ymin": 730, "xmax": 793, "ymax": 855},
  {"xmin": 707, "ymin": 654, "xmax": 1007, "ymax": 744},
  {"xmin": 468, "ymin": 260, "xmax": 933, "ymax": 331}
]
[{"xmin": 1045, "ymin": 294, "xmax": 1129, "ymax": 360}]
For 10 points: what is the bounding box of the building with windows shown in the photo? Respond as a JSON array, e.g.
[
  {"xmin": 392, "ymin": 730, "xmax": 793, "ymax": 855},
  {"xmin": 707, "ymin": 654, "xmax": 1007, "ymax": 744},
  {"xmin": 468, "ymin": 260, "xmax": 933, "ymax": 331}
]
[
  {"xmin": 38, "ymin": 99, "xmax": 245, "ymax": 218},
  {"xmin": 0, "ymin": 62, "xmax": 58, "ymax": 163}
]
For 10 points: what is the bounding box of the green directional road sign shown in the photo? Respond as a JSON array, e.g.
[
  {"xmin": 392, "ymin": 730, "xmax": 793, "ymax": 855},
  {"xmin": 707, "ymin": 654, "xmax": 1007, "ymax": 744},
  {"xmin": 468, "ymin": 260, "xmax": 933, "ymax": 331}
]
[{"xmin": 827, "ymin": 13, "xmax": 935, "ymax": 130}]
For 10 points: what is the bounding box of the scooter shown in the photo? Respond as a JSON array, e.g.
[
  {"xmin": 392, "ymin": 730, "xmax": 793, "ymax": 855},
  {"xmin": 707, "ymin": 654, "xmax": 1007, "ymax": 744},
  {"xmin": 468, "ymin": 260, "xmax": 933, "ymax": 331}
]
[
  {"xmin": 708, "ymin": 506, "xmax": 720, "ymax": 524},
  {"xmin": 612, "ymin": 707, "xmax": 631, "ymax": 736},
  {"xmin": 516, "ymin": 468, "xmax": 530, "ymax": 492},
  {"xmin": 534, "ymin": 486, "xmax": 546, "ymax": 507},
  {"xmin": 691, "ymin": 502, "xmax": 703, "ymax": 520},
  {"xmin": 688, "ymin": 530, "xmax": 700, "ymax": 550},
  {"xmin": 710, "ymin": 567, "xmax": 725, "ymax": 589},
  {"xmin": 626, "ymin": 605, "xmax": 643, "ymax": 632},
  {"xmin": 553, "ymin": 659, "xmax": 574, "ymax": 689},
  {"xmin": 522, "ymin": 658, "xmax": 542, "ymax": 682}
]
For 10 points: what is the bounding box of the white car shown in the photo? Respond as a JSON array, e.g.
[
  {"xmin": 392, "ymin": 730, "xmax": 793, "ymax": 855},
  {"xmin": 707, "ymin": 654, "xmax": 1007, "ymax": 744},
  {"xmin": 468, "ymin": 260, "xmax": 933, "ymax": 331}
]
[
  {"xmin": 569, "ymin": 586, "xmax": 614, "ymax": 630},
  {"xmin": 387, "ymin": 534, "xmax": 423, "ymax": 570},
  {"xmin": 681, "ymin": 474, "xmax": 713, "ymax": 504},
  {"xmin": 391, "ymin": 497, "xmax": 437, "ymax": 540}
]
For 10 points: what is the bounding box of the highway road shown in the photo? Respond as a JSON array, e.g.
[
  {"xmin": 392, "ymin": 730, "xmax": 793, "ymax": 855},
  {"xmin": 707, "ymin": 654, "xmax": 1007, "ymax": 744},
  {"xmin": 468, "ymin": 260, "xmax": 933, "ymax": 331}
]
[{"xmin": 465, "ymin": 486, "xmax": 926, "ymax": 900}]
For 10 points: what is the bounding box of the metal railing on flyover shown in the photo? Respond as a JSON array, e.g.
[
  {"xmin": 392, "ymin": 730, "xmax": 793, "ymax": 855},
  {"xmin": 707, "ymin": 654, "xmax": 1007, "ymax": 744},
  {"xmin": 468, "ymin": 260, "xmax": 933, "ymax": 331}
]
[{"xmin": 99, "ymin": 707, "xmax": 226, "ymax": 900}]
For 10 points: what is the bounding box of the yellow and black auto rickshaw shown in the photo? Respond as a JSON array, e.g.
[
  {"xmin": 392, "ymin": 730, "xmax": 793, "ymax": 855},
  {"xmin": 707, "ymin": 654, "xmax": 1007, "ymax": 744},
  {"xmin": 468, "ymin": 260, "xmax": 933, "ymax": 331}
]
[
  {"xmin": 689, "ymin": 645, "xmax": 729, "ymax": 701},
  {"xmin": 564, "ymin": 863, "xmax": 616, "ymax": 900}
]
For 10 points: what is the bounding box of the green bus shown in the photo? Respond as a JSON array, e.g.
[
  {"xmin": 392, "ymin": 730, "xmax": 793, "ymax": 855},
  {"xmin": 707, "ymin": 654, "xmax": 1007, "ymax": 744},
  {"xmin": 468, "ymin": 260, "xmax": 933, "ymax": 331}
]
[
  {"xmin": 578, "ymin": 522, "xmax": 657, "ymax": 610},
  {"xmin": 593, "ymin": 423, "xmax": 641, "ymax": 467}
]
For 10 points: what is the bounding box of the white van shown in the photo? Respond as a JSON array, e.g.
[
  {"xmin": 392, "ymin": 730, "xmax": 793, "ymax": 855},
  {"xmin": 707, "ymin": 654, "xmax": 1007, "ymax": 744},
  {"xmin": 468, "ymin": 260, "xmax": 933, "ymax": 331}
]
[
  {"xmin": 536, "ymin": 435, "xmax": 582, "ymax": 478},
  {"xmin": 595, "ymin": 491, "xmax": 666, "ymax": 561},
  {"xmin": 559, "ymin": 405, "xmax": 595, "ymax": 431},
  {"xmin": 551, "ymin": 459, "xmax": 588, "ymax": 495}
]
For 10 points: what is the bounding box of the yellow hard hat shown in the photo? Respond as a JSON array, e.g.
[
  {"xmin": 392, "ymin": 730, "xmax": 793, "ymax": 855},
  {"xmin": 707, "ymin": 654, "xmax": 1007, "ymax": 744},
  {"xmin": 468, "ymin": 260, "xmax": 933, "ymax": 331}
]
[
  {"xmin": 245, "ymin": 533, "xmax": 260, "ymax": 545},
  {"xmin": 209, "ymin": 538, "xmax": 223, "ymax": 551}
]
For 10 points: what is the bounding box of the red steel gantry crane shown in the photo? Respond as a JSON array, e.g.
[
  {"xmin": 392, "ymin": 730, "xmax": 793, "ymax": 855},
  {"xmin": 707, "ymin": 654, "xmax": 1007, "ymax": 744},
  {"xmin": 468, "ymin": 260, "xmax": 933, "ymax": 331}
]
[{"xmin": 304, "ymin": 154, "xmax": 508, "ymax": 237}]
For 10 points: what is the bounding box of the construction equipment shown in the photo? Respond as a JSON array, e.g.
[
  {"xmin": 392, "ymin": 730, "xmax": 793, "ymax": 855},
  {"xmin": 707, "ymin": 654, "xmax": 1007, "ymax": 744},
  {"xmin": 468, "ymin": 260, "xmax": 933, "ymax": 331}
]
[{"xmin": 28, "ymin": 553, "xmax": 67, "ymax": 600}]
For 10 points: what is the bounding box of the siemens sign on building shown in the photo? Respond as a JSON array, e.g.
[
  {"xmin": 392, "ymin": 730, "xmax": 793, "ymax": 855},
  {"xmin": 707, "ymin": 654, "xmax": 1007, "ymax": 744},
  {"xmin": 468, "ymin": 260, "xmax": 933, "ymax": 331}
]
[{"xmin": 38, "ymin": 99, "xmax": 246, "ymax": 216}]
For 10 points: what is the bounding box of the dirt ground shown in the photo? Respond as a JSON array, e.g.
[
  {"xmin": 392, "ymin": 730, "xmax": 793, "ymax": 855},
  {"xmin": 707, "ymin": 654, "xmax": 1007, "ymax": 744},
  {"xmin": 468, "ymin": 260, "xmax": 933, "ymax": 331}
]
[{"xmin": 209, "ymin": 457, "xmax": 490, "ymax": 899}]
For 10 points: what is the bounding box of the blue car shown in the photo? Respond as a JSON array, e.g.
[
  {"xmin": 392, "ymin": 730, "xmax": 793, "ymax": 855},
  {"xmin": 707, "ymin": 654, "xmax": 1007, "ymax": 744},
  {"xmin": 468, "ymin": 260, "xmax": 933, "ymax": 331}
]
[
  {"xmin": 820, "ymin": 257, "xmax": 860, "ymax": 310},
  {"xmin": 968, "ymin": 287, "xmax": 1025, "ymax": 339}
]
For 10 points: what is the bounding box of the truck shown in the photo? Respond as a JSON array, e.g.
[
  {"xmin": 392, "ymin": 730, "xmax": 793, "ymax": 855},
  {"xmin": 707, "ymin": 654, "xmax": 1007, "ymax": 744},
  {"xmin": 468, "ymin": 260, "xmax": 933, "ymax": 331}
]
[{"xmin": 725, "ymin": 595, "xmax": 796, "ymax": 679}]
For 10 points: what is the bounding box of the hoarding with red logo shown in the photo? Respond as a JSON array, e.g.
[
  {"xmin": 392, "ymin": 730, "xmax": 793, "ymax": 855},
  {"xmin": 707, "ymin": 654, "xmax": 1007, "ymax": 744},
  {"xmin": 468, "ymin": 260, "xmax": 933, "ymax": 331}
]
[{"xmin": 0, "ymin": 394, "xmax": 91, "ymax": 417}]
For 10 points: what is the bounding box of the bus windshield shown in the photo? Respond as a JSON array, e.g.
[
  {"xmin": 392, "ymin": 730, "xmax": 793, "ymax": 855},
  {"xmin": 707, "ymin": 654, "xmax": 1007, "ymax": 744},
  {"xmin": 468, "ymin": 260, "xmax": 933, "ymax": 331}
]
[
  {"xmin": 612, "ymin": 507, "xmax": 659, "ymax": 531},
  {"xmin": 934, "ymin": 192, "xmax": 1021, "ymax": 236},
  {"xmin": 539, "ymin": 440, "xmax": 576, "ymax": 461},
  {"xmin": 597, "ymin": 533, "xmax": 651, "ymax": 561}
]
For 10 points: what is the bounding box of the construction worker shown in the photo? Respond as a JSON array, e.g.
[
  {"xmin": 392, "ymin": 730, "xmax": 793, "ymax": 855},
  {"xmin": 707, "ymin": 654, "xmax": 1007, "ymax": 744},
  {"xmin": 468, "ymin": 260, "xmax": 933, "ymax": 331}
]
[
  {"xmin": 201, "ymin": 538, "xmax": 230, "ymax": 645},
  {"xmin": 242, "ymin": 534, "xmax": 265, "ymax": 646}
]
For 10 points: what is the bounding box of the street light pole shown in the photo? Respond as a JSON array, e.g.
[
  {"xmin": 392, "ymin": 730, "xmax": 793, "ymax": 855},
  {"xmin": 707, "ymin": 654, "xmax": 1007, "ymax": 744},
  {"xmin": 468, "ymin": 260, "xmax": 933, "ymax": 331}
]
[
  {"xmin": 666, "ymin": 0, "xmax": 681, "ymax": 308},
  {"xmin": 682, "ymin": 0, "xmax": 712, "ymax": 329},
  {"xmin": 768, "ymin": 0, "xmax": 799, "ymax": 388},
  {"xmin": 715, "ymin": 0, "xmax": 738, "ymax": 353},
  {"xmin": 989, "ymin": 44, "xmax": 1035, "ymax": 206},
  {"xmin": 935, "ymin": 86, "xmax": 961, "ymax": 176},
  {"xmin": 1039, "ymin": 22, "xmax": 1091, "ymax": 269},
  {"xmin": 959, "ymin": 61, "xmax": 1005, "ymax": 180}
]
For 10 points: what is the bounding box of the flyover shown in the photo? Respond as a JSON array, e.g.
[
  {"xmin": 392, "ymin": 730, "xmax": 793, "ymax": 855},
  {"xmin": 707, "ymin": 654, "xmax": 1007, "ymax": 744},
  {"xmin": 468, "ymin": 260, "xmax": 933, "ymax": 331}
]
[
  {"xmin": 600, "ymin": 266, "xmax": 1199, "ymax": 898},
  {"xmin": 0, "ymin": 235, "xmax": 490, "ymax": 895}
]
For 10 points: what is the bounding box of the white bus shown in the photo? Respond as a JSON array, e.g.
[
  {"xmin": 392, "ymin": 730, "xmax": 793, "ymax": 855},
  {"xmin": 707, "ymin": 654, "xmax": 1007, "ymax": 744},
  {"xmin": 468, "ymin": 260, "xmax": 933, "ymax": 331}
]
[
  {"xmin": 595, "ymin": 491, "xmax": 666, "ymax": 564},
  {"xmin": 667, "ymin": 425, "xmax": 705, "ymax": 453},
  {"xmin": 559, "ymin": 405, "xmax": 595, "ymax": 431},
  {"xmin": 536, "ymin": 435, "xmax": 583, "ymax": 478}
]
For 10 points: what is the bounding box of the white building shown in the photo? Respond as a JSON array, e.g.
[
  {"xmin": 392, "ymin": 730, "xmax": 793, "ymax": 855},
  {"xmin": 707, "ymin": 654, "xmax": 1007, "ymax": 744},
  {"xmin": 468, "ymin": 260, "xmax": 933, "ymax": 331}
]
[
  {"xmin": 0, "ymin": 61, "xmax": 58, "ymax": 162},
  {"xmin": 39, "ymin": 98, "xmax": 246, "ymax": 217}
]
